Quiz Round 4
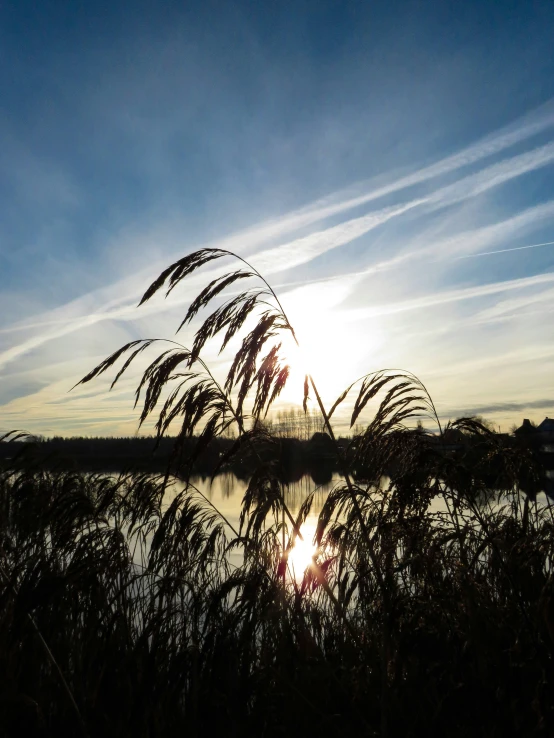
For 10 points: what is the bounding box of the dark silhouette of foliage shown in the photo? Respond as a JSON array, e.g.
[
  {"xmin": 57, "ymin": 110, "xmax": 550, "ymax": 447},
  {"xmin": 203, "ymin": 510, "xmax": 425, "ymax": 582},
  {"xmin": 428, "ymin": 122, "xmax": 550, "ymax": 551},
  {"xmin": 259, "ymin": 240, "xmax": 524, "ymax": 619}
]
[{"xmin": 1, "ymin": 249, "xmax": 553, "ymax": 737}]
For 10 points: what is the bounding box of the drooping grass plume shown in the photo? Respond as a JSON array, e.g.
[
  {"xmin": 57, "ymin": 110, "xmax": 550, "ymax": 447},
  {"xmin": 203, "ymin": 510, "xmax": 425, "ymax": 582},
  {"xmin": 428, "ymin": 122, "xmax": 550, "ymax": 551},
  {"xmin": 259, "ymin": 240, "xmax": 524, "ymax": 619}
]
[{"xmin": 1, "ymin": 249, "xmax": 552, "ymax": 737}]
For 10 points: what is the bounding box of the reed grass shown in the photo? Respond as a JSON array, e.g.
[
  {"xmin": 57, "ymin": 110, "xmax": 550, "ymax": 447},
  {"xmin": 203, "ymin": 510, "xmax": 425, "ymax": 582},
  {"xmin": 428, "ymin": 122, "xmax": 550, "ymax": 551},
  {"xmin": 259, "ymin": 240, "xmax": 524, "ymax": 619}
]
[{"xmin": 1, "ymin": 250, "xmax": 553, "ymax": 737}]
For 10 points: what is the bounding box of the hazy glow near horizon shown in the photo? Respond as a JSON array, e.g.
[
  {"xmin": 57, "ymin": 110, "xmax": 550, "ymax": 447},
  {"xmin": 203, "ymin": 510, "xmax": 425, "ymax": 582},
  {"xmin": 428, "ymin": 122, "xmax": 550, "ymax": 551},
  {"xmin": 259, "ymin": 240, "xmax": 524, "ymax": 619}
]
[{"xmin": 1, "ymin": 2, "xmax": 554, "ymax": 437}]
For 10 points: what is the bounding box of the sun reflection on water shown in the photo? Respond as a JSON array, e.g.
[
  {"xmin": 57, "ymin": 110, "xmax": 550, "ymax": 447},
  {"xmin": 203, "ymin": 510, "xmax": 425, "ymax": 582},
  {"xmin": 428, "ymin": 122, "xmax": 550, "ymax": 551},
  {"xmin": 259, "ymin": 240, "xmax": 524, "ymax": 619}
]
[{"xmin": 288, "ymin": 522, "xmax": 318, "ymax": 578}]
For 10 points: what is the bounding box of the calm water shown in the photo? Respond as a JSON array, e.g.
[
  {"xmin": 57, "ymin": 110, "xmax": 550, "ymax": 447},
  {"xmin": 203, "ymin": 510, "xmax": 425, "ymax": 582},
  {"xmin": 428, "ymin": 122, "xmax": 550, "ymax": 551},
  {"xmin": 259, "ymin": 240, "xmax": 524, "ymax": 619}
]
[
  {"xmin": 179, "ymin": 471, "xmax": 554, "ymax": 519},
  {"xmin": 118, "ymin": 470, "xmax": 554, "ymax": 573},
  {"xmin": 165, "ymin": 472, "xmax": 341, "ymax": 570},
  {"xmin": 168, "ymin": 472, "xmax": 554, "ymax": 547},
  {"xmin": 185, "ymin": 471, "xmax": 339, "ymax": 524},
  {"xmin": 159, "ymin": 472, "xmax": 554, "ymax": 575}
]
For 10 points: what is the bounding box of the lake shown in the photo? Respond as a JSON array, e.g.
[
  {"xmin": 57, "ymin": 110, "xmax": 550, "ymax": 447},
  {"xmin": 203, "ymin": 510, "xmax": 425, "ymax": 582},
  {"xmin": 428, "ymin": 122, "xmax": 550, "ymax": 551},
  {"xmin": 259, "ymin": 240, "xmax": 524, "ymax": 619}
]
[{"xmin": 158, "ymin": 470, "xmax": 554, "ymax": 575}]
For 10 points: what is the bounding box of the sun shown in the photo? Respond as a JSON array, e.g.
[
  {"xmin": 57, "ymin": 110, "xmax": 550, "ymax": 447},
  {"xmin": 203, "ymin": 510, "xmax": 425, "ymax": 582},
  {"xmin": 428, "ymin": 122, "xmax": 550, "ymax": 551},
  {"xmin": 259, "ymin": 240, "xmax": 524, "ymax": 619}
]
[
  {"xmin": 278, "ymin": 310, "xmax": 383, "ymax": 410},
  {"xmin": 277, "ymin": 283, "xmax": 383, "ymax": 407}
]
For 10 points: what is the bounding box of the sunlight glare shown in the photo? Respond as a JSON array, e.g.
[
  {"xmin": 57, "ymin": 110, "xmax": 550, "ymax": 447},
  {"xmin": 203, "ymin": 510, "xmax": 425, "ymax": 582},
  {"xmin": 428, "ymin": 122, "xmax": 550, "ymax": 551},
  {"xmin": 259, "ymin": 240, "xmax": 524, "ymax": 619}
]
[
  {"xmin": 279, "ymin": 282, "xmax": 384, "ymax": 403},
  {"xmin": 288, "ymin": 523, "xmax": 318, "ymax": 577}
]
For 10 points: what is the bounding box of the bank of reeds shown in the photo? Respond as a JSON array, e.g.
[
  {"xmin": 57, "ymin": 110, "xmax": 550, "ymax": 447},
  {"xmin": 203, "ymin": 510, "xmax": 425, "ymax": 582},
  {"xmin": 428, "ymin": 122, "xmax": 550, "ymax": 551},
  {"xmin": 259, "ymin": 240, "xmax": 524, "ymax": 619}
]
[{"xmin": 1, "ymin": 248, "xmax": 554, "ymax": 737}]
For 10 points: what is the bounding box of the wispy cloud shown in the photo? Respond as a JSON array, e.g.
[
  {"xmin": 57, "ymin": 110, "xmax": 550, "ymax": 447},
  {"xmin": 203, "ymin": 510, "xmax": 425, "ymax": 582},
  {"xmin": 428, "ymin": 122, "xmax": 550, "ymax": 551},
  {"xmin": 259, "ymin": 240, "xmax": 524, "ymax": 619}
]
[
  {"xmin": 445, "ymin": 398, "xmax": 554, "ymax": 418},
  {"xmin": 264, "ymin": 102, "xmax": 554, "ymax": 230},
  {"xmin": 5, "ymin": 126, "xmax": 554, "ymax": 371},
  {"xmin": 2, "ymin": 103, "xmax": 554, "ymax": 433},
  {"xmin": 344, "ymin": 272, "xmax": 554, "ymax": 321},
  {"xmin": 249, "ymin": 199, "xmax": 427, "ymax": 274}
]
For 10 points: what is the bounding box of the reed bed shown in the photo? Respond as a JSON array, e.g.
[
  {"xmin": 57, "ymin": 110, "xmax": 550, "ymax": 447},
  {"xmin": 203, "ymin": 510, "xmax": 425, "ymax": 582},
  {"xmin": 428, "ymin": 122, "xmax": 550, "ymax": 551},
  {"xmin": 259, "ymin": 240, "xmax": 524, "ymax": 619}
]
[{"xmin": 1, "ymin": 249, "xmax": 553, "ymax": 737}]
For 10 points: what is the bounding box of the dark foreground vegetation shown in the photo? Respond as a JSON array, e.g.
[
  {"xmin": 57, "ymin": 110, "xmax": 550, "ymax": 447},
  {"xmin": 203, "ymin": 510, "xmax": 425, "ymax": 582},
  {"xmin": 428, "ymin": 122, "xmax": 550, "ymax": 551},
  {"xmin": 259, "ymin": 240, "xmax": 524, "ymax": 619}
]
[{"xmin": 1, "ymin": 248, "xmax": 554, "ymax": 737}]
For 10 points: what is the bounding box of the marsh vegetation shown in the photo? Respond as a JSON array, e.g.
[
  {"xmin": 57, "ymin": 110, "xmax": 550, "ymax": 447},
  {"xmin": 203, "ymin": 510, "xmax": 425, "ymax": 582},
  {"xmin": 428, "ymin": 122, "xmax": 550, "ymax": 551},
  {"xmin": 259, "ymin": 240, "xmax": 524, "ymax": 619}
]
[{"xmin": 1, "ymin": 249, "xmax": 553, "ymax": 737}]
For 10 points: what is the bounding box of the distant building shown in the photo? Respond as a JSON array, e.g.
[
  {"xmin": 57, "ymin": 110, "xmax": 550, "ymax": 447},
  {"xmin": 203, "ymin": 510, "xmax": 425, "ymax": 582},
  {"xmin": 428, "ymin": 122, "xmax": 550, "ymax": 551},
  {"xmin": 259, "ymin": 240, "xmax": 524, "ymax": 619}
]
[
  {"xmin": 537, "ymin": 417, "xmax": 554, "ymax": 435},
  {"xmin": 514, "ymin": 418, "xmax": 536, "ymax": 437},
  {"xmin": 514, "ymin": 417, "xmax": 554, "ymax": 452}
]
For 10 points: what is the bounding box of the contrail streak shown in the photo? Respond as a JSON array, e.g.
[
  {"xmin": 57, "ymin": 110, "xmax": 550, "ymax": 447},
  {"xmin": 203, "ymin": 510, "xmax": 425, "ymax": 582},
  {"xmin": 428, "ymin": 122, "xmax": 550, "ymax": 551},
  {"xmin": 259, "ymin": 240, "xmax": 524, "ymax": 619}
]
[{"xmin": 455, "ymin": 239, "xmax": 554, "ymax": 259}]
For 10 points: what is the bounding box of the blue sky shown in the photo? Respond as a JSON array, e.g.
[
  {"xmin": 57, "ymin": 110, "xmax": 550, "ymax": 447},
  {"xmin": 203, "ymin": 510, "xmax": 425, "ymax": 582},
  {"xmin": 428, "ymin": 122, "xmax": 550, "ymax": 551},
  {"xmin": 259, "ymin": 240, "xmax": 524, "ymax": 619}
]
[{"xmin": 2, "ymin": 0, "xmax": 554, "ymax": 436}]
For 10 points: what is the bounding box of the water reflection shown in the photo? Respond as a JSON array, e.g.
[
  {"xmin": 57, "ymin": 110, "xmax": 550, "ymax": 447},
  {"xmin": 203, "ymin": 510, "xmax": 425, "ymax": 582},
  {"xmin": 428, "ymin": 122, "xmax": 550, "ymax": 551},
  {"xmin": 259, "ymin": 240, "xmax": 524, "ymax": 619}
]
[
  {"xmin": 171, "ymin": 472, "xmax": 339, "ymax": 574},
  {"xmin": 288, "ymin": 520, "xmax": 318, "ymax": 579},
  {"xmin": 183, "ymin": 471, "xmax": 554, "ymax": 531},
  {"xmin": 146, "ymin": 470, "xmax": 554, "ymax": 577},
  {"xmin": 187, "ymin": 471, "xmax": 341, "ymax": 522}
]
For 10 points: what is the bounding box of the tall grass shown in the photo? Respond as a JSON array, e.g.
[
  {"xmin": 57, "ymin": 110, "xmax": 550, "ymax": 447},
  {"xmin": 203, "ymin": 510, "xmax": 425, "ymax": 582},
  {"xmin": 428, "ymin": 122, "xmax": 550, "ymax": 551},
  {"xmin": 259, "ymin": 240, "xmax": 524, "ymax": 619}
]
[{"xmin": 1, "ymin": 249, "xmax": 553, "ymax": 737}]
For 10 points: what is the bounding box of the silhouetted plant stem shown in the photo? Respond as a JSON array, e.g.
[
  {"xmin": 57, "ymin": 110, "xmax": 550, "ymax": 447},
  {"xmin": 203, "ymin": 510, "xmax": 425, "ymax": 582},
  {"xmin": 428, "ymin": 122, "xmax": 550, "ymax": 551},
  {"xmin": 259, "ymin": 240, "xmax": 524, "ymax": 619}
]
[
  {"xmin": 54, "ymin": 246, "xmax": 554, "ymax": 738},
  {"xmin": 0, "ymin": 551, "xmax": 87, "ymax": 736},
  {"xmin": 194, "ymin": 355, "xmax": 306, "ymax": 546}
]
